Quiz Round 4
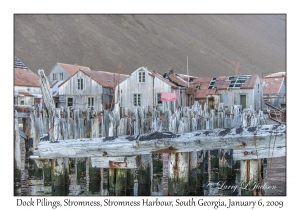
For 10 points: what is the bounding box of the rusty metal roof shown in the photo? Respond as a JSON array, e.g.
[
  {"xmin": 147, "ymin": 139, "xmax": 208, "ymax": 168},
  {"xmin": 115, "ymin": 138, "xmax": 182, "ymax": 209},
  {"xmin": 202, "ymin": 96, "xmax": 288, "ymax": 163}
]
[
  {"xmin": 80, "ymin": 69, "xmax": 129, "ymax": 88},
  {"xmin": 18, "ymin": 92, "xmax": 34, "ymax": 97},
  {"xmin": 214, "ymin": 77, "xmax": 230, "ymax": 90},
  {"xmin": 240, "ymin": 76, "xmax": 258, "ymax": 89},
  {"xmin": 195, "ymin": 89, "xmax": 217, "ymax": 99},
  {"xmin": 261, "ymin": 77, "xmax": 285, "ymax": 94},
  {"xmin": 54, "ymin": 63, "xmax": 90, "ymax": 77},
  {"xmin": 165, "ymin": 69, "xmax": 194, "ymax": 88},
  {"xmin": 265, "ymin": 72, "xmax": 286, "ymax": 78},
  {"xmin": 14, "ymin": 68, "xmax": 40, "ymax": 87},
  {"xmin": 193, "ymin": 77, "xmax": 212, "ymax": 89},
  {"xmin": 150, "ymin": 70, "xmax": 178, "ymax": 88}
]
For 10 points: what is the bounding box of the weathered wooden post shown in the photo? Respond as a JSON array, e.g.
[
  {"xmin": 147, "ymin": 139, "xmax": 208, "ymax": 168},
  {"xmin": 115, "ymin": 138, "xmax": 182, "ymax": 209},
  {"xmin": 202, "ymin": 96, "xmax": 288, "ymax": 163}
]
[
  {"xmin": 188, "ymin": 151, "xmax": 198, "ymax": 195},
  {"xmin": 100, "ymin": 168, "xmax": 109, "ymax": 195},
  {"xmin": 168, "ymin": 152, "xmax": 189, "ymax": 195},
  {"xmin": 14, "ymin": 111, "xmax": 22, "ymax": 196}
]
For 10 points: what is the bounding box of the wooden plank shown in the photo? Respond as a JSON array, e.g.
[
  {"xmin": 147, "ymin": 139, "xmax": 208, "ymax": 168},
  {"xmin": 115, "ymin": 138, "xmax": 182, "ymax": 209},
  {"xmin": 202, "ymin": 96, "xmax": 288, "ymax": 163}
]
[
  {"xmin": 91, "ymin": 156, "xmax": 137, "ymax": 168},
  {"xmin": 33, "ymin": 124, "xmax": 286, "ymax": 159}
]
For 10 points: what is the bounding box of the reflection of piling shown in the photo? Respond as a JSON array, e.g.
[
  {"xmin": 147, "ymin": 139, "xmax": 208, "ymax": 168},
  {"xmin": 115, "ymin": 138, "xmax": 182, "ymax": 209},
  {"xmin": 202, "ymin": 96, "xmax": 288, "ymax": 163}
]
[
  {"xmin": 108, "ymin": 169, "xmax": 115, "ymax": 195},
  {"xmin": 115, "ymin": 169, "xmax": 127, "ymax": 196},
  {"xmin": 76, "ymin": 158, "xmax": 87, "ymax": 195},
  {"xmin": 43, "ymin": 160, "xmax": 52, "ymax": 196},
  {"xmin": 152, "ymin": 154, "xmax": 163, "ymax": 195},
  {"xmin": 51, "ymin": 158, "xmax": 65, "ymax": 196},
  {"xmin": 168, "ymin": 152, "xmax": 189, "ymax": 195},
  {"xmin": 219, "ymin": 149, "xmax": 233, "ymax": 180},
  {"xmin": 126, "ymin": 169, "xmax": 135, "ymax": 196},
  {"xmin": 88, "ymin": 158, "xmax": 101, "ymax": 195},
  {"xmin": 241, "ymin": 159, "xmax": 262, "ymax": 196},
  {"xmin": 137, "ymin": 155, "xmax": 151, "ymax": 196}
]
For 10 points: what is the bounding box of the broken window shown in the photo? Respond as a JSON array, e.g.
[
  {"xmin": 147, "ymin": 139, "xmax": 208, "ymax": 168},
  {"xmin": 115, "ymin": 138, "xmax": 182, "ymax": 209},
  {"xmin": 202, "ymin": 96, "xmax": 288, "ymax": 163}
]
[
  {"xmin": 138, "ymin": 71, "xmax": 145, "ymax": 82},
  {"xmin": 133, "ymin": 93, "xmax": 141, "ymax": 106},
  {"xmin": 88, "ymin": 97, "xmax": 94, "ymax": 107},
  {"xmin": 67, "ymin": 98, "xmax": 73, "ymax": 107},
  {"xmin": 208, "ymin": 77, "xmax": 216, "ymax": 89},
  {"xmin": 227, "ymin": 75, "xmax": 251, "ymax": 88},
  {"xmin": 59, "ymin": 73, "xmax": 64, "ymax": 80},
  {"xmin": 78, "ymin": 78, "xmax": 84, "ymax": 90}
]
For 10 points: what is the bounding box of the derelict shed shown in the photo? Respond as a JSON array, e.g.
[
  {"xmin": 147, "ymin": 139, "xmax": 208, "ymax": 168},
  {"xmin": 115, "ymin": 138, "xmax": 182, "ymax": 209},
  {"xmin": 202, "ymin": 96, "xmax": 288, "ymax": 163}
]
[
  {"xmin": 58, "ymin": 69, "xmax": 128, "ymax": 112},
  {"xmin": 215, "ymin": 75, "xmax": 263, "ymax": 111},
  {"xmin": 47, "ymin": 63, "xmax": 91, "ymax": 86},
  {"xmin": 116, "ymin": 67, "xmax": 181, "ymax": 114},
  {"xmin": 261, "ymin": 72, "xmax": 286, "ymax": 110},
  {"xmin": 14, "ymin": 68, "xmax": 42, "ymax": 106}
]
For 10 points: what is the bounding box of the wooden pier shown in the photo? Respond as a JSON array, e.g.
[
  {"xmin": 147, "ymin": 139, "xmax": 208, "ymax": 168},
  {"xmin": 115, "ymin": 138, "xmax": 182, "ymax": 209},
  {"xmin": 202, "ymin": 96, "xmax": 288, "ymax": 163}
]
[{"xmin": 14, "ymin": 102, "xmax": 286, "ymax": 196}]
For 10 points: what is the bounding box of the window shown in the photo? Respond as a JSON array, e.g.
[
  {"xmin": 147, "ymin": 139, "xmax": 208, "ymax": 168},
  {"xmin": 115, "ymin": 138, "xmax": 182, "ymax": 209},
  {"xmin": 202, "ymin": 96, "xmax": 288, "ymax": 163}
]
[
  {"xmin": 138, "ymin": 71, "xmax": 145, "ymax": 82},
  {"xmin": 59, "ymin": 73, "xmax": 64, "ymax": 80},
  {"xmin": 88, "ymin": 97, "xmax": 94, "ymax": 107},
  {"xmin": 133, "ymin": 94, "xmax": 141, "ymax": 106},
  {"xmin": 67, "ymin": 98, "xmax": 73, "ymax": 107},
  {"xmin": 52, "ymin": 73, "xmax": 57, "ymax": 80},
  {"xmin": 157, "ymin": 93, "xmax": 162, "ymax": 104},
  {"xmin": 78, "ymin": 78, "xmax": 84, "ymax": 90}
]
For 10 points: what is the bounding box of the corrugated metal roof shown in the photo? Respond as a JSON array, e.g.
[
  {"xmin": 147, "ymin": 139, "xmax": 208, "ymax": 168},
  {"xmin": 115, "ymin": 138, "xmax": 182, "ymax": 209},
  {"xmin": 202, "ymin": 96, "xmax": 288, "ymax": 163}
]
[
  {"xmin": 56, "ymin": 63, "xmax": 90, "ymax": 77},
  {"xmin": 14, "ymin": 68, "xmax": 40, "ymax": 87},
  {"xmin": 195, "ymin": 89, "xmax": 217, "ymax": 99},
  {"xmin": 261, "ymin": 77, "xmax": 284, "ymax": 94},
  {"xmin": 58, "ymin": 69, "xmax": 129, "ymax": 88},
  {"xmin": 193, "ymin": 77, "xmax": 212, "ymax": 89},
  {"xmin": 150, "ymin": 70, "xmax": 178, "ymax": 88},
  {"xmin": 80, "ymin": 69, "xmax": 129, "ymax": 88},
  {"xmin": 18, "ymin": 92, "xmax": 34, "ymax": 97},
  {"xmin": 165, "ymin": 69, "xmax": 194, "ymax": 88},
  {"xmin": 214, "ymin": 77, "xmax": 230, "ymax": 90},
  {"xmin": 265, "ymin": 72, "xmax": 286, "ymax": 78},
  {"xmin": 240, "ymin": 76, "xmax": 258, "ymax": 89}
]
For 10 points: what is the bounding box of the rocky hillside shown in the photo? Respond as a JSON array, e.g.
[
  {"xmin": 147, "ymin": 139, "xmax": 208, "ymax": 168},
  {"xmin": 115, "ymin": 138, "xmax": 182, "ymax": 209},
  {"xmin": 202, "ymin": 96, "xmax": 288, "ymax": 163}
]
[{"xmin": 14, "ymin": 14, "xmax": 286, "ymax": 77}]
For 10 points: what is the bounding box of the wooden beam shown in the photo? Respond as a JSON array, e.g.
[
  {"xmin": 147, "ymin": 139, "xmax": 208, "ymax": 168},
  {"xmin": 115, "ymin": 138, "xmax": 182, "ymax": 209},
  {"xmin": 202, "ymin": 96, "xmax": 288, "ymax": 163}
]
[{"xmin": 31, "ymin": 124, "xmax": 286, "ymax": 159}]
